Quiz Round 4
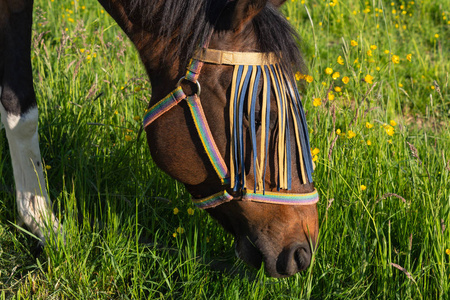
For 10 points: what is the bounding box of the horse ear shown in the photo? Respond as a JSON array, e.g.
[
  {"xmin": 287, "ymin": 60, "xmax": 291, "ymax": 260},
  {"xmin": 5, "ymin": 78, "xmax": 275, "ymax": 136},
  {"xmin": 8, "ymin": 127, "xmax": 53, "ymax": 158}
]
[
  {"xmin": 231, "ymin": 0, "xmax": 268, "ymax": 31},
  {"xmin": 269, "ymin": 0, "xmax": 286, "ymax": 7}
]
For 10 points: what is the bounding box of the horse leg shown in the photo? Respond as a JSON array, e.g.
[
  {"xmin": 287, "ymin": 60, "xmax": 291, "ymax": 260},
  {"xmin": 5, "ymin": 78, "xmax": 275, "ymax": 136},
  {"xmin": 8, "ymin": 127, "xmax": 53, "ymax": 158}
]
[{"xmin": 0, "ymin": 0, "xmax": 60, "ymax": 244}]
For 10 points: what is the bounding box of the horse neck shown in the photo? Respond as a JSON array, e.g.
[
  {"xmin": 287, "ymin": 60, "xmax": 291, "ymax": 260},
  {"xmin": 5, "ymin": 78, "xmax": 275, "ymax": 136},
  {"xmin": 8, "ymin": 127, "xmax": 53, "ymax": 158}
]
[{"xmin": 98, "ymin": 0, "xmax": 179, "ymax": 88}]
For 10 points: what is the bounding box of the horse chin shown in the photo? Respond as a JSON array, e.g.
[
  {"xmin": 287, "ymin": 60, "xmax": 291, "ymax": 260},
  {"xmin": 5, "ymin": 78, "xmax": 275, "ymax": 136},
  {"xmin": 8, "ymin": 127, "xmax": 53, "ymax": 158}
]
[{"xmin": 206, "ymin": 201, "xmax": 318, "ymax": 278}]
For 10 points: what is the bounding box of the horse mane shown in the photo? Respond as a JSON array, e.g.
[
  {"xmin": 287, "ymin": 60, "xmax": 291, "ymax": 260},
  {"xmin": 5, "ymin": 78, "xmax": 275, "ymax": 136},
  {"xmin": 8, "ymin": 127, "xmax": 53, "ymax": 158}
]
[{"xmin": 127, "ymin": 0, "xmax": 306, "ymax": 75}]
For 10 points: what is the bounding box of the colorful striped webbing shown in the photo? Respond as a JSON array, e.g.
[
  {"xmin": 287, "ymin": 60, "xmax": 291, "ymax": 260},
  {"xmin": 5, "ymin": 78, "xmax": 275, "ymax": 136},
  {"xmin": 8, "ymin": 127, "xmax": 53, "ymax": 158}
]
[
  {"xmin": 192, "ymin": 190, "xmax": 234, "ymax": 209},
  {"xmin": 185, "ymin": 59, "xmax": 204, "ymax": 82},
  {"xmin": 143, "ymin": 86, "xmax": 186, "ymax": 128},
  {"xmin": 185, "ymin": 95, "xmax": 229, "ymax": 184},
  {"xmin": 192, "ymin": 188, "xmax": 319, "ymax": 209}
]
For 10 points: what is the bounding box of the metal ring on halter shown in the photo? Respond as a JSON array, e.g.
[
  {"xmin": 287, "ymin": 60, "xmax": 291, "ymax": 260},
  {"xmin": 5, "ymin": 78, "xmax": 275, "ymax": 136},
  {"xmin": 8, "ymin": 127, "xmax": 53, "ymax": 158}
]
[{"xmin": 176, "ymin": 76, "xmax": 201, "ymax": 96}]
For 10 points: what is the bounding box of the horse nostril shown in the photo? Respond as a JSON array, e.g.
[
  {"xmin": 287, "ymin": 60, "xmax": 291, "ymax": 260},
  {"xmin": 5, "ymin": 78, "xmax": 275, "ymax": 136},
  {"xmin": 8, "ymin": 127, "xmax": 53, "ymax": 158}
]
[
  {"xmin": 294, "ymin": 245, "xmax": 311, "ymax": 271},
  {"xmin": 276, "ymin": 242, "xmax": 312, "ymax": 276}
]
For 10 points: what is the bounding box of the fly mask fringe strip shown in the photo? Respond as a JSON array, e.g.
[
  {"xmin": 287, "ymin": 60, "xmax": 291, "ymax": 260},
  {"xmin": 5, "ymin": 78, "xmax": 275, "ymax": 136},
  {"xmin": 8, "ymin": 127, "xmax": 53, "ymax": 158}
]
[{"xmin": 227, "ymin": 62, "xmax": 314, "ymax": 193}]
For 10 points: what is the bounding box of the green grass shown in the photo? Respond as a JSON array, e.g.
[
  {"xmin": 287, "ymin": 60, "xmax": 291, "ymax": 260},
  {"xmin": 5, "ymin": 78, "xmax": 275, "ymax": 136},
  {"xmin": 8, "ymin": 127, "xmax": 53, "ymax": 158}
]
[{"xmin": 1, "ymin": 0, "xmax": 449, "ymax": 298}]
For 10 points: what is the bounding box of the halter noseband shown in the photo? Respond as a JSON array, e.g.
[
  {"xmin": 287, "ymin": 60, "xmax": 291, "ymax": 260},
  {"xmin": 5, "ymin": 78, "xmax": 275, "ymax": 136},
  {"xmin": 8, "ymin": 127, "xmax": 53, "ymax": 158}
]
[{"xmin": 143, "ymin": 48, "xmax": 319, "ymax": 209}]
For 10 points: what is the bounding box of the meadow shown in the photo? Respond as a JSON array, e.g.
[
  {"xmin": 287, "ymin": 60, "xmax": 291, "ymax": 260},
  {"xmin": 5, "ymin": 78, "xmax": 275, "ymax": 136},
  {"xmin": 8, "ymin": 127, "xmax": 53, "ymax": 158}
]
[{"xmin": 0, "ymin": 0, "xmax": 449, "ymax": 298}]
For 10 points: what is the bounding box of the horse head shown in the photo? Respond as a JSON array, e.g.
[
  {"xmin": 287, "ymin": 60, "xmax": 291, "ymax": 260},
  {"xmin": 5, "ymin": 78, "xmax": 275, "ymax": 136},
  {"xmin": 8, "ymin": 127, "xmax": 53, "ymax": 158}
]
[{"xmin": 101, "ymin": 0, "xmax": 319, "ymax": 277}]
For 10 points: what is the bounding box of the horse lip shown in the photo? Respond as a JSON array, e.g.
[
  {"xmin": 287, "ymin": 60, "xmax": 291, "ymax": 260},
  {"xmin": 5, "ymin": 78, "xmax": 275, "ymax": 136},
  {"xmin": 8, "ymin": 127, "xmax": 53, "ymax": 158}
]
[{"xmin": 234, "ymin": 236, "xmax": 263, "ymax": 270}]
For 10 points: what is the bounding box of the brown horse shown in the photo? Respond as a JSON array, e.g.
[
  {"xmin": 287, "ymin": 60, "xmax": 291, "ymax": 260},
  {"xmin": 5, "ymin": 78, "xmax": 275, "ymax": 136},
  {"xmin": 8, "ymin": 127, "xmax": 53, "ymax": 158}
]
[{"xmin": 0, "ymin": 0, "xmax": 319, "ymax": 277}]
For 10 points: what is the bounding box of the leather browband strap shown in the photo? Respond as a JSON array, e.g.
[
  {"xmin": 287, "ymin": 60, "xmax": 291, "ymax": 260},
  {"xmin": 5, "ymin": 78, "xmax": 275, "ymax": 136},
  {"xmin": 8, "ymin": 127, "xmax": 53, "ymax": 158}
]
[{"xmin": 193, "ymin": 48, "xmax": 279, "ymax": 66}]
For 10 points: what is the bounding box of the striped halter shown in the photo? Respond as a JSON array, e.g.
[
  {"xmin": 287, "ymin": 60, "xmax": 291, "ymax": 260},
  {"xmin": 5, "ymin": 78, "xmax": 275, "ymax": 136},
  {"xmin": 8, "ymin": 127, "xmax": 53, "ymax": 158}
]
[{"xmin": 143, "ymin": 48, "xmax": 319, "ymax": 209}]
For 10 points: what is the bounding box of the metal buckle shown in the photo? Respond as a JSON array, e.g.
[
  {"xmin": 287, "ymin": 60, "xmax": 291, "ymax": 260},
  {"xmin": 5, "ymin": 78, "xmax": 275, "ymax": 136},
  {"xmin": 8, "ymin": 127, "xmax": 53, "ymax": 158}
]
[{"xmin": 176, "ymin": 76, "xmax": 201, "ymax": 96}]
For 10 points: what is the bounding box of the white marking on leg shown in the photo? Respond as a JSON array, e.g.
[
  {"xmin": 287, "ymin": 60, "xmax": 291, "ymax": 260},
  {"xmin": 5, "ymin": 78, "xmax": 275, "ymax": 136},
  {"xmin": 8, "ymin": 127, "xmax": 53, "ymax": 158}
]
[{"xmin": 0, "ymin": 103, "xmax": 60, "ymax": 243}]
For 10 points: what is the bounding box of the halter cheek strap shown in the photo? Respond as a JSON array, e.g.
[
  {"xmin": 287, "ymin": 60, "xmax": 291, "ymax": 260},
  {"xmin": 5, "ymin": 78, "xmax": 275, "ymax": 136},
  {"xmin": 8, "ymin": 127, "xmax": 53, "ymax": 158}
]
[
  {"xmin": 143, "ymin": 60, "xmax": 230, "ymax": 186},
  {"xmin": 143, "ymin": 49, "xmax": 319, "ymax": 209}
]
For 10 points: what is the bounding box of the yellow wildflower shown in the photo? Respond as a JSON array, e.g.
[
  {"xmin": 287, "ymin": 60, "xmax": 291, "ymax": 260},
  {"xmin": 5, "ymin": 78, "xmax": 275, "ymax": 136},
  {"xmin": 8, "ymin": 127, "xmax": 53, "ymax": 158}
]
[
  {"xmin": 347, "ymin": 130, "xmax": 356, "ymax": 139},
  {"xmin": 342, "ymin": 76, "xmax": 350, "ymax": 84},
  {"xmin": 305, "ymin": 75, "xmax": 314, "ymax": 83},
  {"xmin": 295, "ymin": 72, "xmax": 304, "ymax": 81},
  {"xmin": 390, "ymin": 120, "xmax": 397, "ymax": 126},
  {"xmin": 187, "ymin": 208, "xmax": 194, "ymax": 215},
  {"xmin": 173, "ymin": 207, "xmax": 179, "ymax": 215},
  {"xmin": 312, "ymin": 155, "xmax": 318, "ymax": 162},
  {"xmin": 313, "ymin": 98, "xmax": 322, "ymax": 107},
  {"xmin": 446, "ymin": 248, "xmax": 450, "ymax": 255},
  {"xmin": 351, "ymin": 40, "xmax": 358, "ymax": 47},
  {"xmin": 125, "ymin": 135, "xmax": 132, "ymax": 141},
  {"xmin": 336, "ymin": 129, "xmax": 341, "ymax": 135},
  {"xmin": 384, "ymin": 124, "xmax": 395, "ymax": 136},
  {"xmin": 311, "ymin": 148, "xmax": 320, "ymax": 156},
  {"xmin": 384, "ymin": 49, "xmax": 390, "ymax": 54},
  {"xmin": 176, "ymin": 227, "xmax": 185, "ymax": 234},
  {"xmin": 332, "ymin": 72, "xmax": 340, "ymax": 80},
  {"xmin": 334, "ymin": 86, "xmax": 342, "ymax": 92},
  {"xmin": 434, "ymin": 34, "xmax": 439, "ymax": 38},
  {"xmin": 392, "ymin": 55, "xmax": 400, "ymax": 64},
  {"xmin": 370, "ymin": 45, "xmax": 377, "ymax": 50},
  {"xmin": 337, "ymin": 56, "xmax": 345, "ymax": 65},
  {"xmin": 366, "ymin": 122, "xmax": 374, "ymax": 129},
  {"xmin": 367, "ymin": 140, "xmax": 372, "ymax": 146},
  {"xmin": 406, "ymin": 54, "xmax": 412, "ymax": 62},
  {"xmin": 173, "ymin": 233, "xmax": 177, "ymax": 238},
  {"xmin": 45, "ymin": 165, "xmax": 52, "ymax": 170},
  {"xmin": 367, "ymin": 50, "xmax": 373, "ymax": 57},
  {"xmin": 328, "ymin": 92, "xmax": 335, "ymax": 101},
  {"xmin": 360, "ymin": 185, "xmax": 367, "ymax": 191},
  {"xmin": 325, "ymin": 67, "xmax": 333, "ymax": 75},
  {"xmin": 364, "ymin": 74, "xmax": 374, "ymax": 84}
]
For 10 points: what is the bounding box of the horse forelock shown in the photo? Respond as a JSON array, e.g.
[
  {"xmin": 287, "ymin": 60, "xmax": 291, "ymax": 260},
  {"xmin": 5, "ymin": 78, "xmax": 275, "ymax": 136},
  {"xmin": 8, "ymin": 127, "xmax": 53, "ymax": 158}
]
[{"xmin": 252, "ymin": 5, "xmax": 308, "ymax": 77}]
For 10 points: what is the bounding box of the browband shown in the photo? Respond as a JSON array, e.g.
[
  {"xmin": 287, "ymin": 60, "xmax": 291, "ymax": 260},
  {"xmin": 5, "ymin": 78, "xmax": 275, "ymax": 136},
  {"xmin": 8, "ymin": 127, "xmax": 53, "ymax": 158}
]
[{"xmin": 193, "ymin": 48, "xmax": 279, "ymax": 66}]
